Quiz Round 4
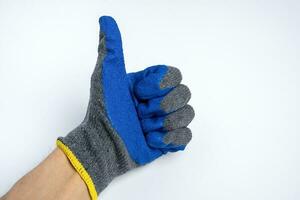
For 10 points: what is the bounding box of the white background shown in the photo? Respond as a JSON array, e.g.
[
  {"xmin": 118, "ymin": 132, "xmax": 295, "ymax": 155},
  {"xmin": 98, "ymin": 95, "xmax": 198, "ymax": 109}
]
[{"xmin": 0, "ymin": 0, "xmax": 300, "ymax": 199}]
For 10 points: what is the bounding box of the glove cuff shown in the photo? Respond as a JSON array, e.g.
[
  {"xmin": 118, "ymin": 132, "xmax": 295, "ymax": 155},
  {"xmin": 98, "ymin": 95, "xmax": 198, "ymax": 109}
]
[
  {"xmin": 56, "ymin": 140, "xmax": 98, "ymax": 200},
  {"xmin": 57, "ymin": 123, "xmax": 136, "ymax": 199}
]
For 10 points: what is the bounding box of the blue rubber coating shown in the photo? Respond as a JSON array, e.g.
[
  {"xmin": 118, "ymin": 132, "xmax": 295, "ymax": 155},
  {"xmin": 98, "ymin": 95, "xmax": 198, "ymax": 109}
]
[
  {"xmin": 160, "ymin": 145, "xmax": 186, "ymax": 154},
  {"xmin": 138, "ymin": 96, "xmax": 166, "ymax": 118},
  {"xmin": 100, "ymin": 16, "xmax": 162, "ymax": 165},
  {"xmin": 146, "ymin": 131, "xmax": 187, "ymax": 151},
  {"xmin": 141, "ymin": 116, "xmax": 165, "ymax": 132},
  {"xmin": 127, "ymin": 65, "xmax": 173, "ymax": 100},
  {"xmin": 146, "ymin": 131, "xmax": 168, "ymax": 148}
]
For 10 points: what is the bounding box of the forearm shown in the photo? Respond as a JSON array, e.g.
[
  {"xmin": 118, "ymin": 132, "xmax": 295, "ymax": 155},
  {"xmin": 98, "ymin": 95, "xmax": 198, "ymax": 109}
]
[{"xmin": 1, "ymin": 148, "xmax": 90, "ymax": 200}]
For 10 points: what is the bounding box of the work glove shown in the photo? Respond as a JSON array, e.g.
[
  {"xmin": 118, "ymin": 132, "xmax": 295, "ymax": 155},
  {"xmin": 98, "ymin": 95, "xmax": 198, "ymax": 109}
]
[{"xmin": 57, "ymin": 16, "xmax": 195, "ymax": 200}]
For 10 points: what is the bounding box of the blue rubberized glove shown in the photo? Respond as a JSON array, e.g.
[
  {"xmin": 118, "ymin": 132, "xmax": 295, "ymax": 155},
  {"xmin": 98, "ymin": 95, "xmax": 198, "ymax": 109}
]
[{"xmin": 57, "ymin": 16, "xmax": 195, "ymax": 200}]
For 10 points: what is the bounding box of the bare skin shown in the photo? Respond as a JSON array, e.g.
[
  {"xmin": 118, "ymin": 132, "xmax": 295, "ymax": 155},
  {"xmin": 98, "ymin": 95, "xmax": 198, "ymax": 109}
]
[{"xmin": 0, "ymin": 148, "xmax": 90, "ymax": 200}]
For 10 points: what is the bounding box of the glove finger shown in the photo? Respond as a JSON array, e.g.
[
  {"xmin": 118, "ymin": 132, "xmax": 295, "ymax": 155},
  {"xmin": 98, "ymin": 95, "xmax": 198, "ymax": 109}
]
[
  {"xmin": 141, "ymin": 105, "xmax": 195, "ymax": 132},
  {"xmin": 164, "ymin": 105, "xmax": 195, "ymax": 131},
  {"xmin": 93, "ymin": 17, "xmax": 164, "ymax": 164},
  {"xmin": 138, "ymin": 84, "xmax": 191, "ymax": 118},
  {"xmin": 98, "ymin": 16, "xmax": 123, "ymax": 60},
  {"xmin": 146, "ymin": 128, "xmax": 192, "ymax": 149},
  {"xmin": 133, "ymin": 65, "xmax": 182, "ymax": 100},
  {"xmin": 92, "ymin": 16, "xmax": 125, "ymax": 88}
]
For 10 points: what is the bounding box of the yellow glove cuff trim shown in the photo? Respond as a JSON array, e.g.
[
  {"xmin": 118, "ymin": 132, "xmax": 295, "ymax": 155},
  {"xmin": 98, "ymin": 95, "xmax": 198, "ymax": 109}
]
[{"xmin": 56, "ymin": 140, "xmax": 98, "ymax": 200}]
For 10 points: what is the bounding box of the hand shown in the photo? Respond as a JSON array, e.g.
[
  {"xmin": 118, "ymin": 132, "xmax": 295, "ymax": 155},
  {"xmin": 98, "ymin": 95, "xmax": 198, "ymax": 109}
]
[{"xmin": 57, "ymin": 16, "xmax": 195, "ymax": 200}]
